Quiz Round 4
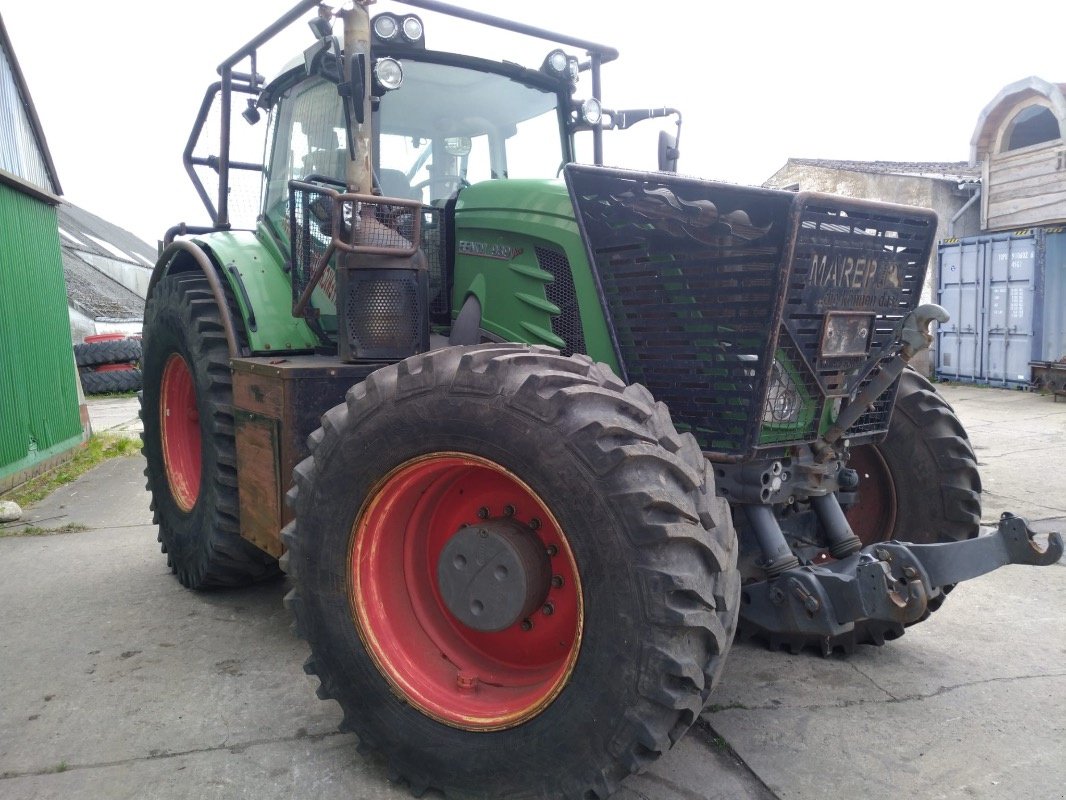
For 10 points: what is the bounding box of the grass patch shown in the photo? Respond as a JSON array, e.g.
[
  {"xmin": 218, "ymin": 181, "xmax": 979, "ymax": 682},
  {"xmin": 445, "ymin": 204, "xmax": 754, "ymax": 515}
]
[
  {"xmin": 0, "ymin": 435, "xmax": 141, "ymax": 510},
  {"xmin": 88, "ymin": 390, "xmax": 139, "ymax": 399},
  {"xmin": 3, "ymin": 523, "xmax": 90, "ymax": 538}
]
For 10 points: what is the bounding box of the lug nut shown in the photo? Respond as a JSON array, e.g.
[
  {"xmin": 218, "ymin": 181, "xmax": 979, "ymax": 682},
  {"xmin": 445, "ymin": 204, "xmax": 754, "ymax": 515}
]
[
  {"xmin": 551, "ymin": 575, "xmax": 564, "ymax": 588},
  {"xmin": 520, "ymin": 619, "xmax": 533, "ymax": 631},
  {"xmin": 542, "ymin": 603, "xmax": 554, "ymax": 616},
  {"xmin": 545, "ymin": 544, "xmax": 558, "ymax": 557},
  {"xmin": 476, "ymin": 507, "xmax": 489, "ymax": 519},
  {"xmin": 504, "ymin": 504, "xmax": 515, "ymax": 517},
  {"xmin": 529, "ymin": 518, "xmax": 541, "ymax": 530}
]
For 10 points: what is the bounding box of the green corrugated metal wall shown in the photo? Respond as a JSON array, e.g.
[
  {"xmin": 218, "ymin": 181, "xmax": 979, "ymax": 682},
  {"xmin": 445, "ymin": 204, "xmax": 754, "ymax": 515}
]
[{"xmin": 0, "ymin": 182, "xmax": 83, "ymax": 484}]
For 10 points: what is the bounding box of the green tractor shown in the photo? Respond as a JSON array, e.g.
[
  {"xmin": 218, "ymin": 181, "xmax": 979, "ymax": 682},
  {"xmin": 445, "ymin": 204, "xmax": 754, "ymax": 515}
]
[{"xmin": 141, "ymin": 1, "xmax": 1062, "ymax": 797}]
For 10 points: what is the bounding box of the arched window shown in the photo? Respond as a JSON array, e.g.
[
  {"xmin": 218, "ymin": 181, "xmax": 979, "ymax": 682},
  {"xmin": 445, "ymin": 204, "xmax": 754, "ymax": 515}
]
[{"xmin": 1004, "ymin": 105, "xmax": 1060, "ymax": 151}]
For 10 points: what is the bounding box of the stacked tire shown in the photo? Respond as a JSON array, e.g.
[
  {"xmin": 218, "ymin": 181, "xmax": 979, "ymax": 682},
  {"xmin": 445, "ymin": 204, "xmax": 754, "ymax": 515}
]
[{"xmin": 75, "ymin": 333, "xmax": 143, "ymax": 394}]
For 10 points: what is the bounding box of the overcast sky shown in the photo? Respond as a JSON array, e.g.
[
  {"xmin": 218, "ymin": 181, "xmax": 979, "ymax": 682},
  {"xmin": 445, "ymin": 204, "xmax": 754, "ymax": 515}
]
[{"xmin": 5, "ymin": 1, "xmax": 1063, "ymax": 247}]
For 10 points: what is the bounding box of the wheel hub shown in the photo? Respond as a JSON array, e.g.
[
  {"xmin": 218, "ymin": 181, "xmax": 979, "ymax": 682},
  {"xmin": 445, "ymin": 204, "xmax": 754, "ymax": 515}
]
[{"xmin": 437, "ymin": 519, "xmax": 551, "ymax": 632}]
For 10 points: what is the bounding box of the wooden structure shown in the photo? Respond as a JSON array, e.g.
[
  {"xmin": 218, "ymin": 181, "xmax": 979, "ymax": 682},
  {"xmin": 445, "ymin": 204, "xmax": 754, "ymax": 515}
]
[{"xmin": 971, "ymin": 77, "xmax": 1066, "ymax": 232}]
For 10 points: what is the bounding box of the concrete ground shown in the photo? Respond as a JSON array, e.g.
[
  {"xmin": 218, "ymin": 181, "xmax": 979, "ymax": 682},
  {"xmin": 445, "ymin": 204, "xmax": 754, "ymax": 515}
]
[{"xmin": 1, "ymin": 385, "xmax": 1063, "ymax": 799}]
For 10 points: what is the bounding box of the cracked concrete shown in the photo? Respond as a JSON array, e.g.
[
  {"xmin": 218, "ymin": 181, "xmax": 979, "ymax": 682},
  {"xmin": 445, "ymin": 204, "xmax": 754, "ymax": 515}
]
[{"xmin": 1, "ymin": 385, "xmax": 1063, "ymax": 799}]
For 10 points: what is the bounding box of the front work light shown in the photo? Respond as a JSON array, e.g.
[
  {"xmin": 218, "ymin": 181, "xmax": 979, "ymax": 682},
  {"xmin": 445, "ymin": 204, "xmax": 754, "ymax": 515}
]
[
  {"xmin": 374, "ymin": 58, "xmax": 404, "ymax": 91},
  {"xmin": 579, "ymin": 98, "xmax": 602, "ymax": 126},
  {"xmin": 372, "ymin": 14, "xmax": 399, "ymax": 40},
  {"xmin": 401, "ymin": 15, "xmax": 424, "ymax": 43},
  {"xmin": 543, "ymin": 49, "xmax": 568, "ymax": 76}
]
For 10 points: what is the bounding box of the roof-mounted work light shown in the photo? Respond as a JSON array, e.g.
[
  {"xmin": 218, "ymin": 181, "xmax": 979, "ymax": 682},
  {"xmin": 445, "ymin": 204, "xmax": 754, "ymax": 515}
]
[{"xmin": 371, "ymin": 13, "xmax": 425, "ymax": 48}]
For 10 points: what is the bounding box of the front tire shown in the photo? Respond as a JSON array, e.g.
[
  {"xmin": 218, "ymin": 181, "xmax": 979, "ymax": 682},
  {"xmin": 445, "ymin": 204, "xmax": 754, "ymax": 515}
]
[
  {"xmin": 140, "ymin": 271, "xmax": 278, "ymax": 588},
  {"xmin": 285, "ymin": 344, "xmax": 739, "ymax": 799},
  {"xmin": 846, "ymin": 369, "xmax": 982, "ymax": 545}
]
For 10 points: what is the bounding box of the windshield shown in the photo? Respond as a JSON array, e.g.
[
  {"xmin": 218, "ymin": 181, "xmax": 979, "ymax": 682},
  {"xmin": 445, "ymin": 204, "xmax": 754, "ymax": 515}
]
[
  {"xmin": 376, "ymin": 59, "xmax": 566, "ymax": 202},
  {"xmin": 261, "ymin": 58, "xmax": 567, "ymax": 224}
]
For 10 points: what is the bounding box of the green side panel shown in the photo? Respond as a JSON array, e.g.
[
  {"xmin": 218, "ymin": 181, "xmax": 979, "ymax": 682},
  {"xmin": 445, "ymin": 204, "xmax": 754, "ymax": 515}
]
[
  {"xmin": 453, "ymin": 179, "xmax": 618, "ymax": 373},
  {"xmin": 193, "ymin": 228, "xmax": 320, "ymax": 353},
  {"xmin": 0, "ymin": 185, "xmax": 83, "ymax": 478}
]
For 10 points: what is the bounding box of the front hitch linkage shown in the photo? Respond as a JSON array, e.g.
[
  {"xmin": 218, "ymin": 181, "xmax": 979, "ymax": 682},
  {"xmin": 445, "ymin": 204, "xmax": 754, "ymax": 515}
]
[{"xmin": 741, "ymin": 513, "xmax": 1063, "ymax": 654}]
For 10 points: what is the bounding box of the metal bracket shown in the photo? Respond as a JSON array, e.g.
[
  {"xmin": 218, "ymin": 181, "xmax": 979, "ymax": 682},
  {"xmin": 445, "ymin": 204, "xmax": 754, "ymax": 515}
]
[
  {"xmin": 740, "ymin": 513, "xmax": 1063, "ymax": 653},
  {"xmin": 890, "ymin": 512, "xmax": 1063, "ymax": 585}
]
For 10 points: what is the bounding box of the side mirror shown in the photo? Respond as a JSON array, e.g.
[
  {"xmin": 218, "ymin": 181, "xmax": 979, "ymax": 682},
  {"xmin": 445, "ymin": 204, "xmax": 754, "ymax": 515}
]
[
  {"xmin": 658, "ymin": 130, "xmax": 679, "ymax": 173},
  {"xmin": 345, "ymin": 53, "xmax": 366, "ymax": 124}
]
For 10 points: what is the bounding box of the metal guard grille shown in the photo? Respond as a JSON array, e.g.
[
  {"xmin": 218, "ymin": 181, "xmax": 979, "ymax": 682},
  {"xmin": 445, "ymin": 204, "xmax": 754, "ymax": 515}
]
[
  {"xmin": 566, "ymin": 165, "xmax": 794, "ymax": 455},
  {"xmin": 421, "ymin": 206, "xmax": 451, "ymax": 322},
  {"xmin": 288, "ymin": 184, "xmax": 335, "ymax": 337},
  {"xmin": 787, "ymin": 199, "xmax": 935, "ymax": 443},
  {"xmin": 288, "ymin": 182, "xmax": 446, "ymax": 340},
  {"xmin": 566, "ymin": 165, "xmax": 936, "ymax": 457}
]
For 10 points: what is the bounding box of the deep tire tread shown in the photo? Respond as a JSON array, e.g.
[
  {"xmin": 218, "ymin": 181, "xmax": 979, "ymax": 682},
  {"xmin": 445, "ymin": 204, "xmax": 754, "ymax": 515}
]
[
  {"xmin": 80, "ymin": 368, "xmax": 143, "ymax": 395},
  {"xmin": 140, "ymin": 272, "xmax": 279, "ymax": 589},
  {"xmin": 286, "ymin": 344, "xmax": 740, "ymax": 799},
  {"xmin": 73, "ymin": 338, "xmax": 142, "ymax": 368}
]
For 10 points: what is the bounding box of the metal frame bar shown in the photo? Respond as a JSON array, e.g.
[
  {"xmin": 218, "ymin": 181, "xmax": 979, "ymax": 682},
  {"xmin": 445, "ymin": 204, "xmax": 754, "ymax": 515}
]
[
  {"xmin": 182, "ymin": 0, "xmax": 623, "ymax": 226},
  {"xmin": 393, "ymin": 0, "xmax": 618, "ymax": 164}
]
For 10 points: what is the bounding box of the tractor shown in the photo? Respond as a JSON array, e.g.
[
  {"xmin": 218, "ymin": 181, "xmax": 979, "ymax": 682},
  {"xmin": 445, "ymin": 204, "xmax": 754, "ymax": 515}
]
[{"xmin": 140, "ymin": 2, "xmax": 1063, "ymax": 797}]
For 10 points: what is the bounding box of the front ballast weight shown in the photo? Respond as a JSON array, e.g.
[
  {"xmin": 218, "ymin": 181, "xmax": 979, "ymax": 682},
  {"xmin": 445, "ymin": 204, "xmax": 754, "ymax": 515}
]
[
  {"xmin": 742, "ymin": 513, "xmax": 1063, "ymax": 655},
  {"xmin": 288, "ymin": 179, "xmax": 430, "ymax": 362}
]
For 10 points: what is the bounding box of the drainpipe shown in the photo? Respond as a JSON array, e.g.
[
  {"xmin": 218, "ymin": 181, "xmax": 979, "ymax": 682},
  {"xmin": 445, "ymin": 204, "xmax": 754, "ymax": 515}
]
[{"xmin": 949, "ymin": 182, "xmax": 982, "ymax": 238}]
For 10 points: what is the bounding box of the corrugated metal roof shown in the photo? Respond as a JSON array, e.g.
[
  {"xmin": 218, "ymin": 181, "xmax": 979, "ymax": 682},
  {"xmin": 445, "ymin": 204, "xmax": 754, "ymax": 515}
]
[
  {"xmin": 0, "ymin": 14, "xmax": 61, "ymax": 195},
  {"xmin": 62, "ymin": 250, "xmax": 144, "ymax": 321},
  {"xmin": 57, "ymin": 202, "xmax": 150, "ymax": 322},
  {"xmin": 58, "ymin": 203, "xmax": 156, "ymax": 266},
  {"xmin": 786, "ymin": 158, "xmax": 982, "ymax": 183}
]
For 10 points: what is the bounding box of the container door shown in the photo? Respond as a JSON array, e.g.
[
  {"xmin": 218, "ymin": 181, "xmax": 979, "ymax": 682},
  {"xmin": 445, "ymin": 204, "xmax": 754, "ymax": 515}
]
[
  {"xmin": 984, "ymin": 236, "xmax": 1036, "ymax": 385},
  {"xmin": 937, "ymin": 239, "xmax": 984, "ymax": 381},
  {"xmin": 936, "ymin": 231, "xmax": 1038, "ymax": 387}
]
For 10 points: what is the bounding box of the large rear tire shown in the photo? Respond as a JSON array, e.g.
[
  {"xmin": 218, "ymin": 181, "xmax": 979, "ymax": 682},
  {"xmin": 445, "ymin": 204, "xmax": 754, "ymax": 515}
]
[
  {"xmin": 140, "ymin": 272, "xmax": 279, "ymax": 589},
  {"xmin": 846, "ymin": 369, "xmax": 982, "ymax": 545},
  {"xmin": 285, "ymin": 344, "xmax": 739, "ymax": 799}
]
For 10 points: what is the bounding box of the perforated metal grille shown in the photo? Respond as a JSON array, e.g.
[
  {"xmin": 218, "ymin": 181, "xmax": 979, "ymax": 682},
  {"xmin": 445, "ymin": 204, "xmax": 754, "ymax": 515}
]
[
  {"xmin": 339, "ymin": 269, "xmax": 428, "ymax": 361},
  {"xmin": 566, "ymin": 165, "xmax": 793, "ymax": 455},
  {"xmin": 534, "ymin": 246, "xmax": 585, "ymax": 357}
]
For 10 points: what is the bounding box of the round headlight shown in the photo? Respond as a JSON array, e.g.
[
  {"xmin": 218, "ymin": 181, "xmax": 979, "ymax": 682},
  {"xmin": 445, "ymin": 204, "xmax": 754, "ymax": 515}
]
[
  {"xmin": 401, "ymin": 15, "xmax": 424, "ymax": 41},
  {"xmin": 762, "ymin": 360, "xmax": 803, "ymax": 425},
  {"xmin": 547, "ymin": 49, "xmax": 568, "ymax": 74},
  {"xmin": 580, "ymin": 98, "xmax": 602, "ymax": 126},
  {"xmin": 373, "ymin": 14, "xmax": 398, "ymax": 40},
  {"xmin": 374, "ymin": 58, "xmax": 404, "ymax": 91}
]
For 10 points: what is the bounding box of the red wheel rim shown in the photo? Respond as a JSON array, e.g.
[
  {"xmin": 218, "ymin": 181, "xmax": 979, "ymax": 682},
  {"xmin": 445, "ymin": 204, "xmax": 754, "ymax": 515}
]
[
  {"xmin": 160, "ymin": 354, "xmax": 201, "ymax": 512},
  {"xmin": 93, "ymin": 362, "xmax": 136, "ymax": 373},
  {"xmin": 844, "ymin": 445, "xmax": 897, "ymax": 546},
  {"xmin": 85, "ymin": 333, "xmax": 125, "ymax": 343},
  {"xmin": 349, "ymin": 453, "xmax": 583, "ymax": 731}
]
